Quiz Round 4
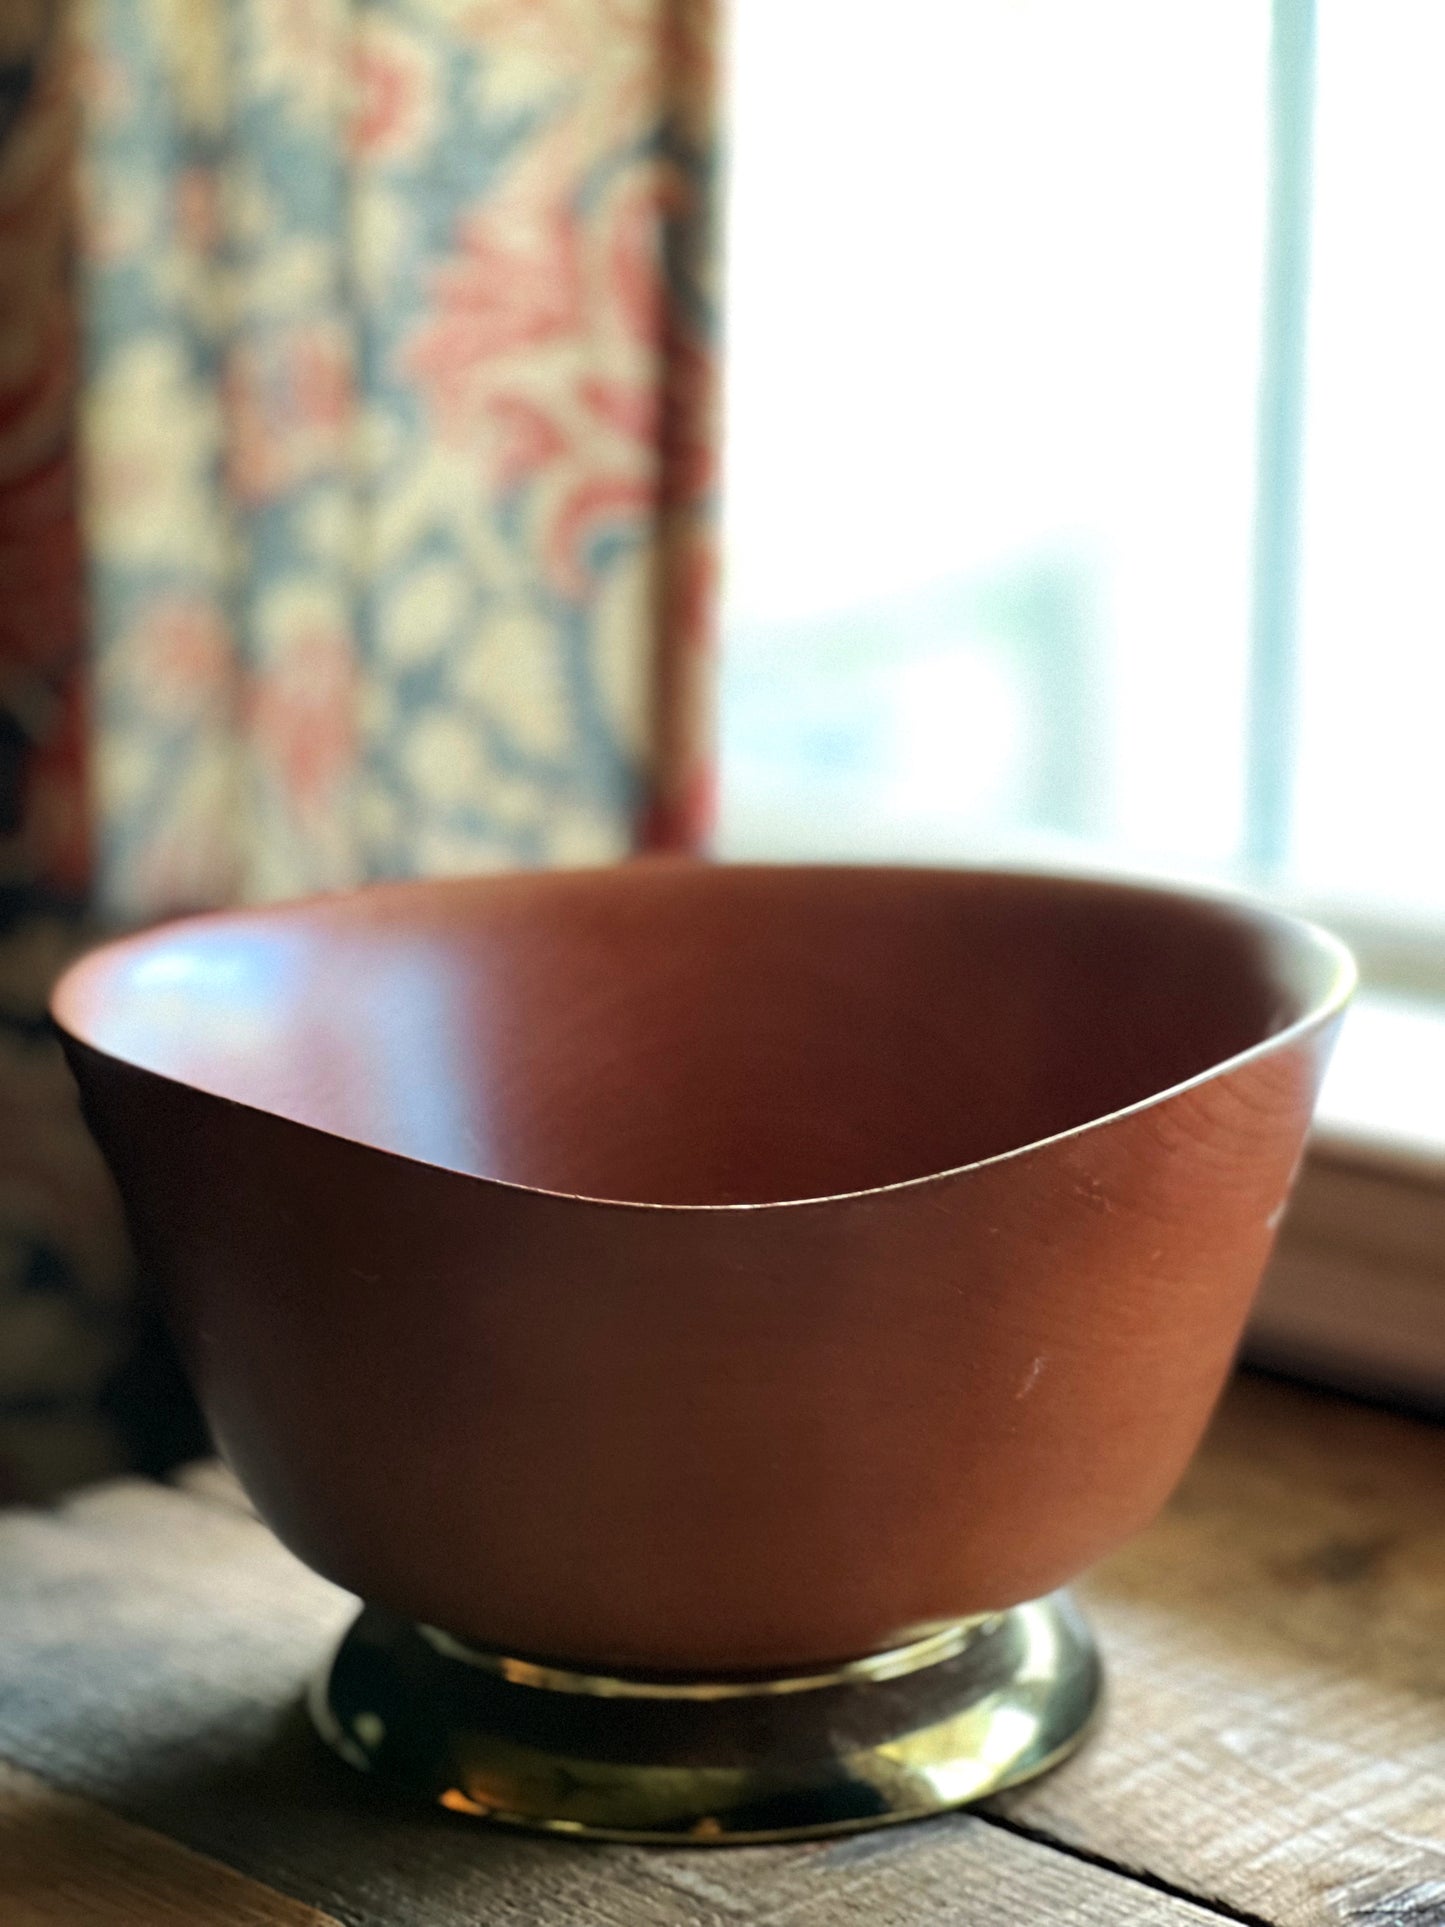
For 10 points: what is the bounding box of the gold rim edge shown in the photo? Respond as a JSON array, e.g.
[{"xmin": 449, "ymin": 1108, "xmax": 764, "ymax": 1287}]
[{"xmin": 416, "ymin": 1614, "xmax": 999, "ymax": 1700}]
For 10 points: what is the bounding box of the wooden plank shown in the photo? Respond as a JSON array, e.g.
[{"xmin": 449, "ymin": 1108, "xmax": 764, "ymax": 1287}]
[
  {"xmin": 0, "ymin": 1760, "xmax": 337, "ymax": 1926},
  {"xmin": 640, "ymin": 1817, "xmax": 1231, "ymax": 1925},
  {"xmin": 0, "ymin": 1479, "xmax": 1203, "ymax": 1925},
  {"xmin": 995, "ymin": 1372, "xmax": 1445, "ymax": 1926}
]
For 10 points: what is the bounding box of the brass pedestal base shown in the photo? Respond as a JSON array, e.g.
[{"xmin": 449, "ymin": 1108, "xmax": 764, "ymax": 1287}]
[{"xmin": 310, "ymin": 1593, "xmax": 1101, "ymax": 1844}]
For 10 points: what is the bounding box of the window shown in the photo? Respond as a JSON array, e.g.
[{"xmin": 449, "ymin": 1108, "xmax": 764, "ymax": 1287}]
[
  {"xmin": 717, "ymin": 0, "xmax": 1445, "ymax": 987},
  {"xmin": 1290, "ymin": 2, "xmax": 1445, "ymax": 928}
]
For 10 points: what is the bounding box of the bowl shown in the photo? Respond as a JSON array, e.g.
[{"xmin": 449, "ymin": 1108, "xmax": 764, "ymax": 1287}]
[{"xmin": 51, "ymin": 861, "xmax": 1353, "ymax": 1838}]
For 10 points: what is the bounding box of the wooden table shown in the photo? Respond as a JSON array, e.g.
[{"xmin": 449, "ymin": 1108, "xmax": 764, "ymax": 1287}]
[{"xmin": 1, "ymin": 1372, "xmax": 1442, "ymax": 1926}]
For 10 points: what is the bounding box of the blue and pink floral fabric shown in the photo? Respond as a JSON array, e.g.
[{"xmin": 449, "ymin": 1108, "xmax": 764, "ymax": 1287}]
[{"xmin": 81, "ymin": 0, "xmax": 719, "ymax": 917}]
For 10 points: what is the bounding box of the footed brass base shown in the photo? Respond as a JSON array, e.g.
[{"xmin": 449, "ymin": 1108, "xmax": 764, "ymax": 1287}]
[{"xmin": 309, "ymin": 1593, "xmax": 1101, "ymax": 1844}]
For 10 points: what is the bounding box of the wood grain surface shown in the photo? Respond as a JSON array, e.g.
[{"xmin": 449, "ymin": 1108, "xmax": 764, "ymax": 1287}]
[
  {"xmin": 0, "ymin": 1373, "xmax": 1441, "ymax": 1925},
  {"xmin": 0, "ymin": 1762, "xmax": 338, "ymax": 1926},
  {"xmin": 1005, "ymin": 1374, "xmax": 1445, "ymax": 1927}
]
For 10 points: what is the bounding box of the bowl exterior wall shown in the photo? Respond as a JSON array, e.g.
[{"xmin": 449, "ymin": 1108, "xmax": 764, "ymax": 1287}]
[{"xmin": 62, "ymin": 1015, "xmax": 1337, "ymax": 1672}]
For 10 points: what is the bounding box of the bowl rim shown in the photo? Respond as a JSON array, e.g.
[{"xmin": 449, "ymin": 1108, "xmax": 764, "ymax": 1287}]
[{"xmin": 50, "ymin": 859, "xmax": 1359, "ymax": 1216}]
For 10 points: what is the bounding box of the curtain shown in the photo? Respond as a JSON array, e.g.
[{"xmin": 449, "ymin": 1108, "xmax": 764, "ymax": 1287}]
[
  {"xmin": 0, "ymin": 0, "xmax": 720, "ymax": 1494},
  {"xmin": 0, "ymin": 4, "xmax": 133, "ymax": 1495},
  {"xmin": 83, "ymin": 0, "xmax": 720, "ymax": 917}
]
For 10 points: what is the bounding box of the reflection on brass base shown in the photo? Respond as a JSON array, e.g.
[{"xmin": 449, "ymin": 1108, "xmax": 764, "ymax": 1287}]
[{"xmin": 309, "ymin": 1593, "xmax": 1101, "ymax": 1844}]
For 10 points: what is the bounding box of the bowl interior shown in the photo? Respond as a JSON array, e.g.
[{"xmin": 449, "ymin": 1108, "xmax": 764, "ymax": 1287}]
[{"xmin": 54, "ymin": 864, "xmax": 1348, "ymax": 1207}]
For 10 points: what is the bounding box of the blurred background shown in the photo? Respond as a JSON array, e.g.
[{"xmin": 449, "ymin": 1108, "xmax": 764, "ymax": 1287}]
[
  {"xmin": 720, "ymin": 0, "xmax": 1445, "ymax": 956},
  {"xmin": 1, "ymin": 0, "xmax": 1441, "ymax": 1495}
]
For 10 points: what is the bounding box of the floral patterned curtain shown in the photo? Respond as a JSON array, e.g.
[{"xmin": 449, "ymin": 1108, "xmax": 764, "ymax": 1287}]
[
  {"xmin": 83, "ymin": 0, "xmax": 719, "ymax": 917},
  {"xmin": 0, "ymin": 0, "xmax": 720, "ymax": 1494}
]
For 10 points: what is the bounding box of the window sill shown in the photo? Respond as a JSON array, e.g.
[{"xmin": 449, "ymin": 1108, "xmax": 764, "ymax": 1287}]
[{"xmin": 1249, "ymin": 994, "xmax": 1445, "ymax": 1414}]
